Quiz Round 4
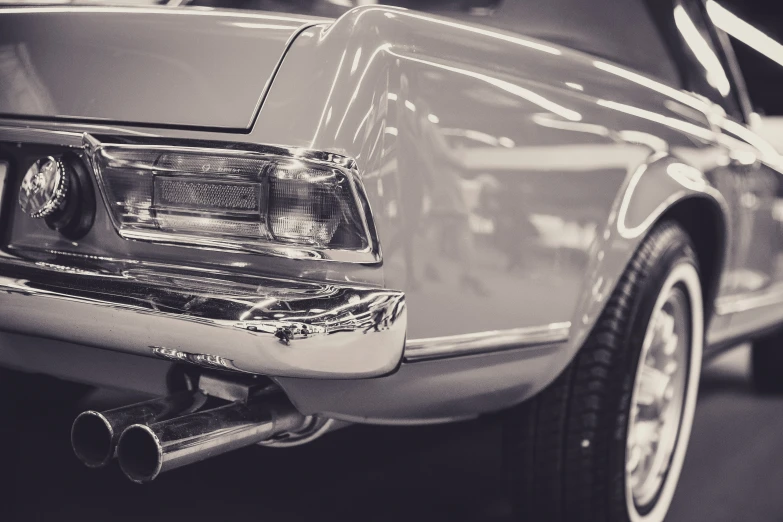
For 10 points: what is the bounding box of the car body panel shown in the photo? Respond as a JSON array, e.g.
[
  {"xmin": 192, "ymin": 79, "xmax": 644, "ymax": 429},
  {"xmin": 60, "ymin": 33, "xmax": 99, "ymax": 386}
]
[
  {"xmin": 252, "ymin": 6, "xmax": 780, "ymax": 420},
  {"xmin": 0, "ymin": 6, "xmax": 324, "ymax": 129},
  {"xmin": 254, "ymin": 8, "xmax": 736, "ymax": 343},
  {"xmin": 1, "ymin": 4, "xmax": 783, "ymax": 423}
]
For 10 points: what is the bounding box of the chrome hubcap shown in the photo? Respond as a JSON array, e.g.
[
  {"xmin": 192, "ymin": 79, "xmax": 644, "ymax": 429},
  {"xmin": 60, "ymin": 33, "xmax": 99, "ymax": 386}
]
[{"xmin": 626, "ymin": 286, "xmax": 690, "ymax": 509}]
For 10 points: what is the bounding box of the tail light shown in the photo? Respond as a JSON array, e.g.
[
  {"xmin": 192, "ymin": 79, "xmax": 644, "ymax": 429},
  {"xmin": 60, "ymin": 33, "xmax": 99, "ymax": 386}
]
[{"xmin": 85, "ymin": 136, "xmax": 376, "ymax": 261}]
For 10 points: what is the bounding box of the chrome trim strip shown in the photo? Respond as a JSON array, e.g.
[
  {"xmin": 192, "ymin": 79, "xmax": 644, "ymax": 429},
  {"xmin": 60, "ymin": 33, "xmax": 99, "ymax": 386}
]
[
  {"xmin": 714, "ymin": 283, "xmax": 783, "ymax": 316},
  {"xmin": 0, "ymin": 123, "xmax": 85, "ymax": 146},
  {"xmin": 0, "ymin": 258, "xmax": 406, "ymax": 378},
  {"xmin": 404, "ymin": 322, "xmax": 571, "ymax": 362}
]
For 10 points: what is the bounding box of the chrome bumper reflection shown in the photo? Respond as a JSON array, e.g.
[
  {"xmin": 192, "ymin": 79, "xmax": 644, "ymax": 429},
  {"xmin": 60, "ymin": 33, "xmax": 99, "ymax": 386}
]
[{"xmin": 0, "ymin": 259, "xmax": 406, "ymax": 378}]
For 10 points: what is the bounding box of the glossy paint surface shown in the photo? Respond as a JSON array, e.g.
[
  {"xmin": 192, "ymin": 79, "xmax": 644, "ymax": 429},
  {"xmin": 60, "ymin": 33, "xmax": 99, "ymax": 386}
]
[
  {"xmin": 0, "ymin": 6, "xmax": 321, "ymax": 129},
  {"xmin": 255, "ymin": 7, "xmax": 735, "ymax": 345},
  {"xmin": 255, "ymin": 6, "xmax": 782, "ymax": 420},
  {"xmin": 2, "ymin": 5, "xmax": 783, "ymax": 422}
]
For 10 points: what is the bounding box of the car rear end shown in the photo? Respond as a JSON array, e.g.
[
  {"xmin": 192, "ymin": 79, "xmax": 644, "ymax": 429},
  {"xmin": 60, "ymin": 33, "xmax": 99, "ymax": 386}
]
[
  {"xmin": 0, "ymin": 5, "xmax": 405, "ymax": 379},
  {"xmin": 0, "ymin": 4, "xmax": 412, "ymax": 481}
]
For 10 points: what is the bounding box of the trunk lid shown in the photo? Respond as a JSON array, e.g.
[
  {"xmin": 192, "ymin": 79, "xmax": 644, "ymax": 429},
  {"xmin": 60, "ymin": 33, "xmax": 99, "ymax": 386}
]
[{"xmin": 0, "ymin": 6, "xmax": 324, "ymax": 130}]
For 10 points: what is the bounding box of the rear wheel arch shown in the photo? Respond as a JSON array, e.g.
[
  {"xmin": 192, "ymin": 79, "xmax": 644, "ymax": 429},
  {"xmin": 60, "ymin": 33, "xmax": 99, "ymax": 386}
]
[
  {"xmin": 503, "ymin": 220, "xmax": 705, "ymax": 522},
  {"xmin": 567, "ymin": 184, "xmax": 728, "ymax": 367},
  {"xmin": 656, "ymin": 195, "xmax": 728, "ymax": 325}
]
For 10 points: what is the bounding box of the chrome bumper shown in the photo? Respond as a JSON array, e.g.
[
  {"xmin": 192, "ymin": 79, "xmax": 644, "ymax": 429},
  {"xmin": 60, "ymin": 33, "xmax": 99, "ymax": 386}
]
[{"xmin": 0, "ymin": 258, "xmax": 406, "ymax": 378}]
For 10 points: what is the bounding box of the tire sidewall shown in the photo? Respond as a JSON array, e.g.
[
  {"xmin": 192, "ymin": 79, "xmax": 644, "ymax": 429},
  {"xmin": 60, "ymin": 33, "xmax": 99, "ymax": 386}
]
[{"xmin": 614, "ymin": 242, "xmax": 704, "ymax": 522}]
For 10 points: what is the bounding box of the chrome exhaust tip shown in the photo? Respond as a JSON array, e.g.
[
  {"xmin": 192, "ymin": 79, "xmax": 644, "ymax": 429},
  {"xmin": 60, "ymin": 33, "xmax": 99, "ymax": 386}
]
[
  {"xmin": 117, "ymin": 393, "xmax": 306, "ymax": 483},
  {"xmin": 71, "ymin": 411, "xmax": 116, "ymax": 468},
  {"xmin": 70, "ymin": 391, "xmax": 206, "ymax": 469},
  {"xmin": 116, "ymin": 424, "xmax": 164, "ymax": 483}
]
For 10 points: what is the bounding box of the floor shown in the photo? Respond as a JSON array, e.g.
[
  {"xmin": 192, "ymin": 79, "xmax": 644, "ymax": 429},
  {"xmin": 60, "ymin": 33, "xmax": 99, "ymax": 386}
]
[{"xmin": 2, "ymin": 345, "xmax": 781, "ymax": 522}]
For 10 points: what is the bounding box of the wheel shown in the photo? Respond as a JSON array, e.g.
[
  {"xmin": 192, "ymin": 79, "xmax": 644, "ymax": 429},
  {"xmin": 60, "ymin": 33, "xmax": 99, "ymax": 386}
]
[
  {"xmin": 751, "ymin": 330, "xmax": 783, "ymax": 394},
  {"xmin": 503, "ymin": 221, "xmax": 704, "ymax": 522}
]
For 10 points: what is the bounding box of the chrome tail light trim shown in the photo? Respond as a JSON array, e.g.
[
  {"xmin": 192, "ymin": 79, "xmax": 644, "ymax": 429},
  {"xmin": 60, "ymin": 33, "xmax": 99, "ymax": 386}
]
[
  {"xmin": 82, "ymin": 133, "xmax": 381, "ymax": 263},
  {"xmin": 0, "ymin": 123, "xmax": 382, "ymax": 262}
]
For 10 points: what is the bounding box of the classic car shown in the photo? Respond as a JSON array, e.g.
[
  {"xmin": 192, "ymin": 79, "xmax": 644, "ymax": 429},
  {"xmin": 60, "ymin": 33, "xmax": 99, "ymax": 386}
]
[{"xmin": 0, "ymin": 0, "xmax": 781, "ymax": 520}]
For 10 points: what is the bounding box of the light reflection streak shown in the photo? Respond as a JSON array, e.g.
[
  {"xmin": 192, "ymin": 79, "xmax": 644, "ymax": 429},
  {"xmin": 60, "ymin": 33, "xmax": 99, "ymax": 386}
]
[
  {"xmin": 706, "ymin": 1, "xmax": 783, "ymax": 68},
  {"xmin": 311, "ymin": 49, "xmax": 347, "ymax": 144},
  {"xmin": 616, "ymin": 130, "xmax": 669, "ymax": 154},
  {"xmin": 666, "ymin": 163, "xmax": 708, "ymax": 190},
  {"xmin": 617, "ymin": 160, "xmax": 722, "ymax": 239},
  {"xmin": 352, "ymin": 106, "xmax": 373, "ymax": 142},
  {"xmin": 593, "ymin": 61, "xmax": 707, "ymax": 113},
  {"xmin": 720, "ymin": 118, "xmax": 781, "ymax": 163},
  {"xmin": 616, "ymin": 163, "xmax": 653, "ymax": 239},
  {"xmin": 388, "ymin": 50, "xmax": 582, "ymax": 122},
  {"xmin": 663, "ymin": 99, "xmax": 713, "ymax": 125},
  {"xmin": 0, "ymin": 6, "xmax": 319, "ymax": 24},
  {"xmin": 350, "ymin": 47, "xmax": 363, "ymax": 74},
  {"xmin": 673, "ymin": 5, "xmax": 731, "ymax": 96},
  {"xmin": 440, "ymin": 128, "xmax": 508, "ymax": 147},
  {"xmin": 333, "ymin": 43, "xmax": 392, "ymax": 139},
  {"xmin": 351, "ymin": 6, "xmax": 562, "ymax": 56},
  {"xmin": 596, "ymin": 99, "xmax": 715, "ymax": 142},
  {"xmin": 532, "ymin": 113, "xmax": 611, "ymax": 137},
  {"xmin": 457, "ymin": 144, "xmax": 649, "ymax": 171},
  {"xmin": 400, "ymin": 11, "xmax": 562, "ymax": 55},
  {"xmin": 360, "ymin": 122, "xmax": 384, "ymax": 165},
  {"xmin": 226, "ymin": 22, "xmax": 303, "ymax": 30}
]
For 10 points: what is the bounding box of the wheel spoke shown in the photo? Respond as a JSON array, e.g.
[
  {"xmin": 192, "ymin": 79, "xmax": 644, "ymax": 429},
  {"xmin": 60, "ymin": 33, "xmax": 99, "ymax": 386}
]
[
  {"xmin": 626, "ymin": 289, "xmax": 690, "ymax": 509},
  {"xmin": 663, "ymin": 332, "xmax": 679, "ymax": 356},
  {"xmin": 656, "ymin": 311, "xmax": 675, "ymax": 342},
  {"xmin": 635, "ymin": 365, "xmax": 671, "ymax": 408}
]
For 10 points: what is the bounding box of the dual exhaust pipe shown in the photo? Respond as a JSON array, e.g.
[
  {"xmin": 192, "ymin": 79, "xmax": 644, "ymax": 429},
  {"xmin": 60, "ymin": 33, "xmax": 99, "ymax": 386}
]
[{"xmin": 71, "ymin": 387, "xmax": 306, "ymax": 483}]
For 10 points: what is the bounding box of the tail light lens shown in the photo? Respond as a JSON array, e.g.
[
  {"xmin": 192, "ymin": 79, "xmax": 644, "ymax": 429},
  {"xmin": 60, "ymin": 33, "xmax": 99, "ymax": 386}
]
[{"xmin": 87, "ymin": 140, "xmax": 374, "ymax": 260}]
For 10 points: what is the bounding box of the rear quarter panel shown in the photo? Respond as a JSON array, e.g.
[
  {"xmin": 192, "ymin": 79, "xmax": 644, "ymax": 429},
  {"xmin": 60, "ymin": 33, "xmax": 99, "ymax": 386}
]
[
  {"xmin": 254, "ymin": 6, "xmax": 730, "ymax": 347},
  {"xmin": 0, "ymin": 5, "xmax": 737, "ymax": 422},
  {"xmin": 247, "ymin": 6, "xmax": 738, "ymax": 421}
]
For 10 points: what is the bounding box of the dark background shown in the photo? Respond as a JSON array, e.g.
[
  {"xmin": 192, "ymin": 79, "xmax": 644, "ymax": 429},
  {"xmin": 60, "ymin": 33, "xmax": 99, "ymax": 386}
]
[
  {"xmin": 722, "ymin": 0, "xmax": 783, "ymax": 115},
  {"xmin": 2, "ymin": 347, "xmax": 781, "ymax": 521}
]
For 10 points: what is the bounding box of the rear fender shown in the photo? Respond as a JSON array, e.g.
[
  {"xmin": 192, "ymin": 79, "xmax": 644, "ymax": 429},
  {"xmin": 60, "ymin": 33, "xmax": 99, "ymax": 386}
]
[{"xmin": 565, "ymin": 153, "xmax": 729, "ymax": 358}]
